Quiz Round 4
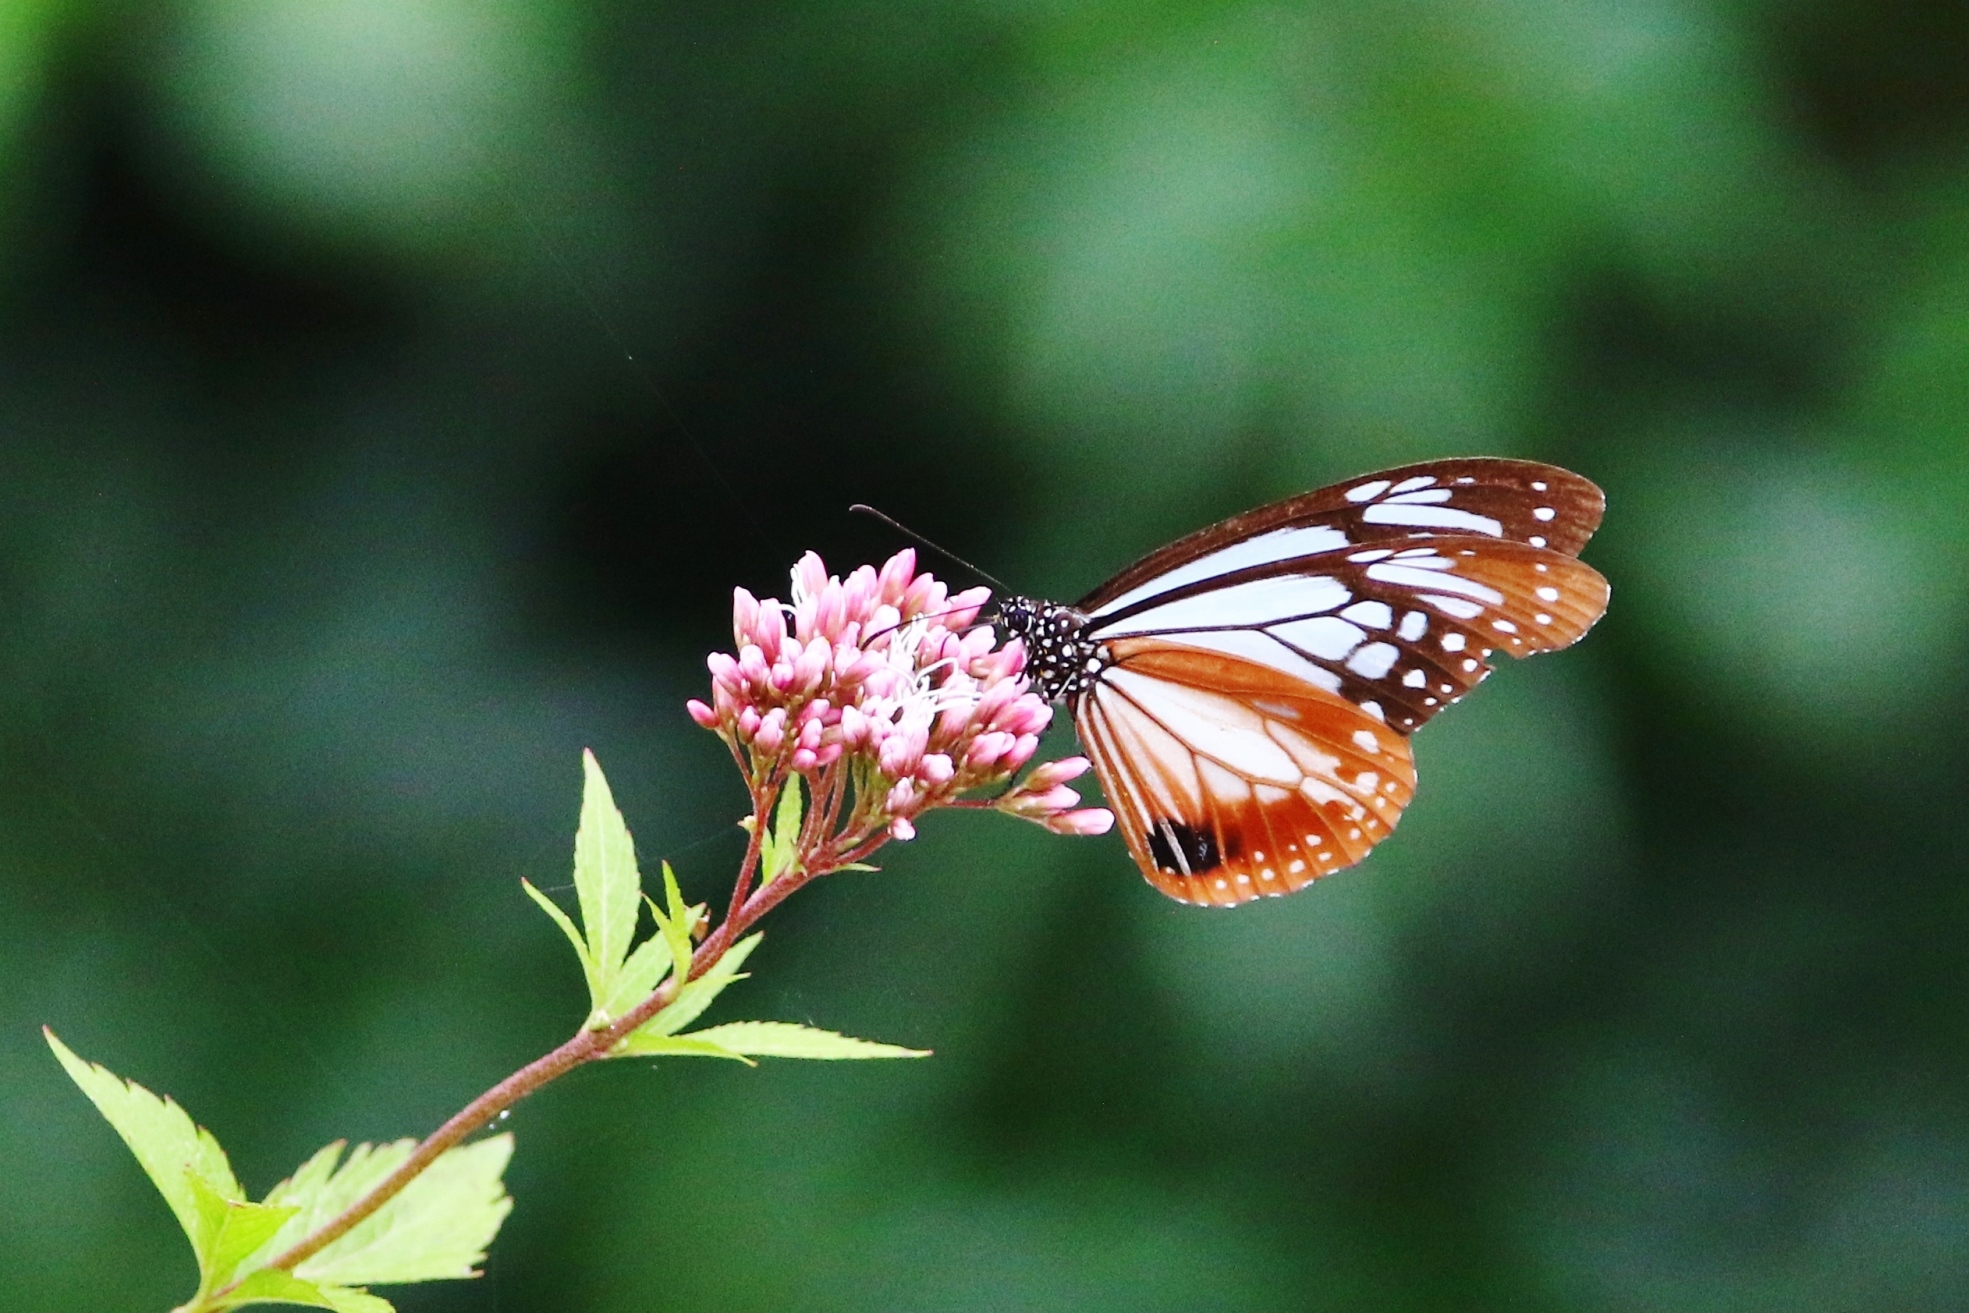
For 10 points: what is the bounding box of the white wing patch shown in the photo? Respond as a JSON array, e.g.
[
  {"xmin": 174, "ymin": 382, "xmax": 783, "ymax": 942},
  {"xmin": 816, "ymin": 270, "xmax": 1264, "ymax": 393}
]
[
  {"xmin": 1089, "ymin": 524, "xmax": 1351, "ymax": 618},
  {"xmin": 1096, "ymin": 573, "xmax": 1350, "ymax": 635},
  {"xmin": 1103, "ymin": 669, "xmax": 1300, "ymax": 782}
]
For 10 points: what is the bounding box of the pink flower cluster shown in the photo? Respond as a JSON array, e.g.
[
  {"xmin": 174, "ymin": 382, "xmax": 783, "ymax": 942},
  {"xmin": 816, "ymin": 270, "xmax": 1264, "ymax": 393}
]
[{"xmin": 688, "ymin": 549, "xmax": 1113, "ymax": 845}]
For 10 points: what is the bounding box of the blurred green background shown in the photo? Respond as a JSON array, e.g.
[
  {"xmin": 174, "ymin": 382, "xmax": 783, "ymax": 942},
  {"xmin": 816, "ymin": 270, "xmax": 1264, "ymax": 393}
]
[{"xmin": 4, "ymin": 1, "xmax": 1967, "ymax": 1309}]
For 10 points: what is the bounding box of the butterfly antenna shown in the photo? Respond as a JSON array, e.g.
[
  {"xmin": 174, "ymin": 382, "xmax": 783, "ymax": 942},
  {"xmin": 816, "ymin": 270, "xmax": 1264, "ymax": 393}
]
[{"xmin": 849, "ymin": 504, "xmax": 1013, "ymax": 594}]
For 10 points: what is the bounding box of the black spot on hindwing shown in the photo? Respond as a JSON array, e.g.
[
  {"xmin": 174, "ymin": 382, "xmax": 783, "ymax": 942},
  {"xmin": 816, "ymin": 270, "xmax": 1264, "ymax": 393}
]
[{"xmin": 1147, "ymin": 819, "xmax": 1220, "ymax": 876}]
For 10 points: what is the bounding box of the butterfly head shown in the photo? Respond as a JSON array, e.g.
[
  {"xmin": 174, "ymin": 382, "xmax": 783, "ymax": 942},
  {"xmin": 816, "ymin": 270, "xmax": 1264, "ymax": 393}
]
[{"xmin": 996, "ymin": 595, "xmax": 1109, "ymax": 704}]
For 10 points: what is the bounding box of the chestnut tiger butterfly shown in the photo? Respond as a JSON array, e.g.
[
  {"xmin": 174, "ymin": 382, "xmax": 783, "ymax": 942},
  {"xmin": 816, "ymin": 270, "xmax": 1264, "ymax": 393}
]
[{"xmin": 995, "ymin": 458, "xmax": 1608, "ymax": 906}]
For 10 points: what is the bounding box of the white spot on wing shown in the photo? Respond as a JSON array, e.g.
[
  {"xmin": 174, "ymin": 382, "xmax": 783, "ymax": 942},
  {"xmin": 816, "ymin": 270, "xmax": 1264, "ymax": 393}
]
[
  {"xmin": 1529, "ymin": 535, "xmax": 1547, "ymax": 548},
  {"xmin": 1363, "ymin": 503, "xmax": 1504, "ymax": 535},
  {"xmin": 1398, "ymin": 611, "xmax": 1427, "ymax": 640},
  {"xmin": 1420, "ymin": 593, "xmax": 1485, "ymax": 619},
  {"xmin": 1351, "ymin": 729, "xmax": 1379, "ymax": 752},
  {"xmin": 1536, "ymin": 586, "xmax": 1560, "ymax": 602},
  {"xmin": 1402, "ymin": 668, "xmax": 1426, "ymax": 687},
  {"xmin": 1347, "ymin": 642, "xmax": 1399, "ymax": 679},
  {"xmin": 1366, "ymin": 562, "xmax": 1504, "ymax": 604},
  {"xmin": 1340, "ymin": 600, "xmax": 1393, "ymax": 629},
  {"xmin": 1345, "ymin": 479, "xmax": 1391, "ymax": 502},
  {"xmin": 1442, "ymin": 633, "xmax": 1466, "ymax": 652},
  {"xmin": 1272, "ymin": 615, "xmax": 1367, "ymax": 660},
  {"xmin": 1533, "ymin": 506, "xmax": 1557, "ymax": 521},
  {"xmin": 1389, "ymin": 475, "xmax": 1438, "ymax": 493}
]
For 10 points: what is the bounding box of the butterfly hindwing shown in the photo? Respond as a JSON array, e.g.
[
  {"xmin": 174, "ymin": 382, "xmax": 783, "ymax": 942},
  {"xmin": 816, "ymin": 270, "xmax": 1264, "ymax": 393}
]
[{"xmin": 1077, "ymin": 640, "xmax": 1417, "ymax": 905}]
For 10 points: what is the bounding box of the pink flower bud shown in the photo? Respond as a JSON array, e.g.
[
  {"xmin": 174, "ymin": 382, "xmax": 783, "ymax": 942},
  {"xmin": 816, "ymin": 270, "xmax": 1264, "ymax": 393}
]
[
  {"xmin": 791, "ymin": 748, "xmax": 818, "ymax": 772},
  {"xmin": 966, "ymin": 731, "xmax": 1014, "ymax": 770},
  {"xmin": 1022, "ymin": 757, "xmax": 1092, "ymax": 790},
  {"xmin": 754, "ymin": 708, "xmax": 787, "ymax": 755},
  {"xmin": 814, "ymin": 742, "xmax": 843, "ymax": 768},
  {"xmin": 889, "ymin": 816, "xmax": 916, "ymax": 841},
  {"xmin": 1004, "ymin": 733, "xmax": 1040, "ymax": 771},
  {"xmin": 878, "ymin": 732, "xmax": 921, "ymax": 779},
  {"xmin": 814, "ymin": 582, "xmax": 846, "ymax": 642},
  {"xmin": 972, "ymin": 678, "xmax": 1021, "ymax": 727},
  {"xmin": 793, "ymin": 636, "xmax": 830, "ymax": 694},
  {"xmin": 839, "ymin": 705, "xmax": 869, "ymax": 748},
  {"xmin": 794, "ymin": 551, "xmax": 829, "ymax": 604},
  {"xmin": 687, "ymin": 699, "xmax": 720, "ymax": 728},
  {"xmin": 738, "ymin": 707, "xmax": 762, "ymax": 739},
  {"xmin": 1000, "ymin": 698, "xmax": 1053, "ymax": 737},
  {"xmin": 946, "ymin": 586, "xmax": 992, "ymax": 630},
  {"xmin": 1045, "ymin": 808, "xmax": 1114, "ymax": 836},
  {"xmin": 755, "ymin": 603, "xmax": 787, "ymax": 654},
  {"xmin": 843, "ymin": 565, "xmax": 878, "ymax": 616},
  {"xmin": 737, "ymin": 644, "xmax": 770, "ymax": 688},
  {"xmin": 902, "ymin": 574, "xmax": 942, "ymax": 616},
  {"xmin": 918, "ymin": 753, "xmax": 954, "ymax": 786},
  {"xmin": 707, "ymin": 650, "xmax": 739, "ymax": 687},
  {"xmin": 732, "ymin": 588, "xmax": 761, "ymax": 647},
  {"xmin": 877, "ymin": 549, "xmax": 916, "ymax": 604}
]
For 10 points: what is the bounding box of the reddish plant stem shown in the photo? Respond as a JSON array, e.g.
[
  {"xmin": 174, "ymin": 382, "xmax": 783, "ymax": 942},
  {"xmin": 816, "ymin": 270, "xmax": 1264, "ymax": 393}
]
[{"xmin": 234, "ymin": 805, "xmax": 778, "ymax": 1292}]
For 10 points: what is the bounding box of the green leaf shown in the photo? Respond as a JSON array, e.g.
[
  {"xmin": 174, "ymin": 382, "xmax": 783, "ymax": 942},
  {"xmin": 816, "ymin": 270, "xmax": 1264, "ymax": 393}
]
[
  {"xmin": 256, "ymin": 1135, "xmax": 514, "ymax": 1286},
  {"xmin": 758, "ymin": 775, "xmax": 803, "ymax": 888},
  {"xmin": 628, "ymin": 932, "xmax": 763, "ymax": 1042},
  {"xmin": 44, "ymin": 1029, "xmax": 241, "ymax": 1260},
  {"xmin": 594, "ymin": 932, "xmax": 671, "ymax": 1022},
  {"xmin": 653, "ymin": 861, "xmax": 696, "ymax": 989},
  {"xmin": 520, "ymin": 878, "xmax": 593, "ymax": 981},
  {"xmin": 686, "ymin": 1021, "xmax": 930, "ymax": 1060},
  {"xmin": 573, "ymin": 749, "xmax": 642, "ymax": 1003},
  {"xmin": 221, "ymin": 1269, "xmax": 393, "ymax": 1313},
  {"xmin": 187, "ymin": 1173, "xmax": 297, "ymax": 1291},
  {"xmin": 610, "ymin": 1033, "xmax": 756, "ymax": 1063}
]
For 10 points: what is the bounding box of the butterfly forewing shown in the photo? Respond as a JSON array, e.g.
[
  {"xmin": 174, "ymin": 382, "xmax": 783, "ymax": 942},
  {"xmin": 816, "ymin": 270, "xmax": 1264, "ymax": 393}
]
[
  {"xmin": 1077, "ymin": 463, "xmax": 1608, "ymax": 737},
  {"xmin": 1079, "ymin": 458, "xmax": 1604, "ymax": 618}
]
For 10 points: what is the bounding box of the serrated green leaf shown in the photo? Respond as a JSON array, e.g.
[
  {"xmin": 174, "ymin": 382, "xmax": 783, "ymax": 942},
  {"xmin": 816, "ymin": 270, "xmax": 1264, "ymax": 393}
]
[
  {"xmin": 254, "ymin": 1135, "xmax": 513, "ymax": 1286},
  {"xmin": 685, "ymin": 1021, "xmax": 931, "ymax": 1060},
  {"xmin": 574, "ymin": 749, "xmax": 642, "ymax": 1003},
  {"xmin": 610, "ymin": 1033, "xmax": 757, "ymax": 1063},
  {"xmin": 187, "ymin": 1173, "xmax": 297, "ymax": 1291},
  {"xmin": 44, "ymin": 1030, "xmax": 241, "ymax": 1260},
  {"xmin": 758, "ymin": 776, "xmax": 803, "ymax": 888},
  {"xmin": 594, "ymin": 932, "xmax": 671, "ymax": 1022},
  {"xmin": 627, "ymin": 932, "xmax": 763, "ymax": 1042},
  {"xmin": 520, "ymin": 878, "xmax": 595, "ymax": 987},
  {"xmin": 653, "ymin": 861, "xmax": 695, "ymax": 987},
  {"xmin": 222, "ymin": 1269, "xmax": 394, "ymax": 1313}
]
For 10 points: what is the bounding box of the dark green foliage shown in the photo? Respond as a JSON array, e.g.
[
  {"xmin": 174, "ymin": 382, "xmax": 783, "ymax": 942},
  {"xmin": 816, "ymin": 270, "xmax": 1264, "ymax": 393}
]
[{"xmin": 6, "ymin": 2, "xmax": 1967, "ymax": 1309}]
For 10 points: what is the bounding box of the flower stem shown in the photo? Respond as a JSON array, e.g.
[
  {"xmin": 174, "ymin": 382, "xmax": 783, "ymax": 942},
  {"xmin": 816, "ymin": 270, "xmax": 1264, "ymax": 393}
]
[{"xmin": 216, "ymin": 809, "xmax": 779, "ymax": 1299}]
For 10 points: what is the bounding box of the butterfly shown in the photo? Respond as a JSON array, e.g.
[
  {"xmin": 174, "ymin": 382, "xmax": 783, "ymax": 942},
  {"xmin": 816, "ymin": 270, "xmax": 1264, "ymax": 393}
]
[{"xmin": 996, "ymin": 458, "xmax": 1608, "ymax": 906}]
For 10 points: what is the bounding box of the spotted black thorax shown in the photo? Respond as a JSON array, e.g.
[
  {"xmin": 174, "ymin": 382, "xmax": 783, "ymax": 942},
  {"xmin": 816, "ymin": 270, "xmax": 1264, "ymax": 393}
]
[{"xmin": 996, "ymin": 595, "xmax": 1111, "ymax": 703}]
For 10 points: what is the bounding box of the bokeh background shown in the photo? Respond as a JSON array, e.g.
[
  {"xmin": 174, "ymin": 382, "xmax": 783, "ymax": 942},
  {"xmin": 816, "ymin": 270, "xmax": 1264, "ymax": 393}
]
[{"xmin": 3, "ymin": 2, "xmax": 1967, "ymax": 1309}]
